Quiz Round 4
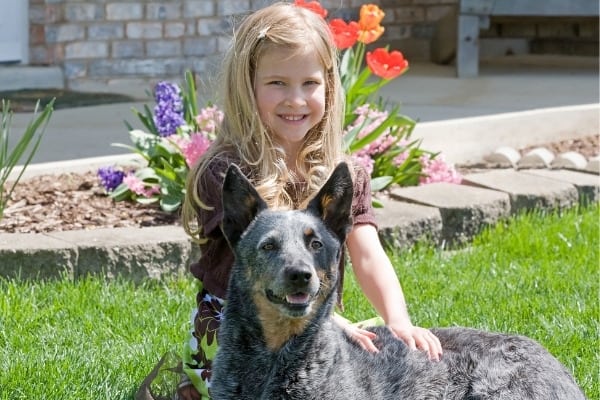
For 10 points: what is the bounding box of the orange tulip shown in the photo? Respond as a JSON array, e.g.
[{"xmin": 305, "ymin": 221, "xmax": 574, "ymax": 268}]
[
  {"xmin": 366, "ymin": 48, "xmax": 409, "ymax": 80},
  {"xmin": 359, "ymin": 4, "xmax": 385, "ymax": 29},
  {"xmin": 357, "ymin": 4, "xmax": 385, "ymax": 44}
]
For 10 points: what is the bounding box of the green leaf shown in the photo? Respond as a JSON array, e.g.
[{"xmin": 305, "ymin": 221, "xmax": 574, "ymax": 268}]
[
  {"xmin": 0, "ymin": 98, "xmax": 54, "ymax": 219},
  {"xmin": 370, "ymin": 176, "xmax": 393, "ymax": 192}
]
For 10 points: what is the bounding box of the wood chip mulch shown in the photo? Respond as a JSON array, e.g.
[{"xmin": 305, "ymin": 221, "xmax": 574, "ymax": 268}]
[{"xmin": 1, "ymin": 135, "xmax": 597, "ymax": 235}]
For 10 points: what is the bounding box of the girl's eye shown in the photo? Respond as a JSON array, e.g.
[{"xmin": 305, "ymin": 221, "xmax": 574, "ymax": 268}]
[
  {"xmin": 304, "ymin": 80, "xmax": 320, "ymax": 86},
  {"xmin": 268, "ymin": 81, "xmax": 284, "ymax": 86}
]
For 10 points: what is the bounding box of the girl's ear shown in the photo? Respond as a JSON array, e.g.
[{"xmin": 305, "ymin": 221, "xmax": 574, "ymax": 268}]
[
  {"xmin": 306, "ymin": 162, "xmax": 354, "ymax": 244},
  {"xmin": 221, "ymin": 164, "xmax": 267, "ymax": 247}
]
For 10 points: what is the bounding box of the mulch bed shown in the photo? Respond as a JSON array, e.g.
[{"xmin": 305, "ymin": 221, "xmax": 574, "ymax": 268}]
[{"xmin": 0, "ymin": 135, "xmax": 597, "ymax": 234}]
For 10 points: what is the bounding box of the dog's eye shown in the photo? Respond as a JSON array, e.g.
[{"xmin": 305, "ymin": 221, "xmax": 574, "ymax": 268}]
[
  {"xmin": 310, "ymin": 240, "xmax": 322, "ymax": 250},
  {"xmin": 262, "ymin": 242, "xmax": 276, "ymax": 251}
]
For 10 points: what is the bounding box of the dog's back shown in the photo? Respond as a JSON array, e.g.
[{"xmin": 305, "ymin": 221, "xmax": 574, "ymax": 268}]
[{"xmin": 211, "ymin": 163, "xmax": 586, "ymax": 400}]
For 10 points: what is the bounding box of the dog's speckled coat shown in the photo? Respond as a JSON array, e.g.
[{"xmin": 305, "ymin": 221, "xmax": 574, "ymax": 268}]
[{"xmin": 211, "ymin": 163, "xmax": 586, "ymax": 400}]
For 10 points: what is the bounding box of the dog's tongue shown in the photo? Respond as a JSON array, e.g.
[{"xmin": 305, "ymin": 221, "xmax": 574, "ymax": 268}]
[{"xmin": 286, "ymin": 293, "xmax": 309, "ymax": 304}]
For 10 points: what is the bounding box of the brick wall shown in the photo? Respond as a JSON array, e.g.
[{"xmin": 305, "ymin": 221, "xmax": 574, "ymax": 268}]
[{"xmin": 27, "ymin": 0, "xmax": 460, "ymax": 95}]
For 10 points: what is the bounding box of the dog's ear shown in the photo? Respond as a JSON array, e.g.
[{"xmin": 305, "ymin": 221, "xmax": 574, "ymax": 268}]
[
  {"xmin": 307, "ymin": 162, "xmax": 354, "ymax": 244},
  {"xmin": 221, "ymin": 164, "xmax": 267, "ymax": 247}
]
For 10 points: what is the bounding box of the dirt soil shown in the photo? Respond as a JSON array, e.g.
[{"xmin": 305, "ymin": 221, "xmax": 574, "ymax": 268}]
[{"xmin": 0, "ymin": 135, "xmax": 597, "ymax": 235}]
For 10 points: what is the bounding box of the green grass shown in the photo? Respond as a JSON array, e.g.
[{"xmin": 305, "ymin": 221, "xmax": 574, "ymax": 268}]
[
  {"xmin": 343, "ymin": 204, "xmax": 599, "ymax": 398},
  {"xmin": 1, "ymin": 204, "xmax": 598, "ymax": 399}
]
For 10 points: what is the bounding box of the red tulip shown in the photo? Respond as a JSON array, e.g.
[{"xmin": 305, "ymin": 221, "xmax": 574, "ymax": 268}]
[
  {"xmin": 328, "ymin": 19, "xmax": 360, "ymax": 50},
  {"xmin": 294, "ymin": 0, "xmax": 328, "ymax": 18},
  {"xmin": 366, "ymin": 48, "xmax": 409, "ymax": 80}
]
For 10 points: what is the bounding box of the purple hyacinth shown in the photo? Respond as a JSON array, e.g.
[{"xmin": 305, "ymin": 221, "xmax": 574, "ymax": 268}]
[
  {"xmin": 97, "ymin": 166, "xmax": 125, "ymax": 192},
  {"xmin": 153, "ymin": 81, "xmax": 185, "ymax": 137}
]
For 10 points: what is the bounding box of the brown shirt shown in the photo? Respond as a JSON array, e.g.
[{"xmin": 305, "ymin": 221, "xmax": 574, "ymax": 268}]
[{"xmin": 189, "ymin": 154, "xmax": 377, "ymax": 300}]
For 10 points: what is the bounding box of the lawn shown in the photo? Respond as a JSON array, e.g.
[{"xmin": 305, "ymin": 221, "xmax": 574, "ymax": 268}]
[{"xmin": 1, "ymin": 204, "xmax": 598, "ymax": 399}]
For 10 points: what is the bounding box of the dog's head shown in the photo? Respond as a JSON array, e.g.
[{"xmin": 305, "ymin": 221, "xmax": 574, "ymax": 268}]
[{"xmin": 221, "ymin": 162, "xmax": 354, "ymax": 322}]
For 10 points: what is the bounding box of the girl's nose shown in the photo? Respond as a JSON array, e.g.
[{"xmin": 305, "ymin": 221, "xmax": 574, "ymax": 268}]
[{"xmin": 284, "ymin": 87, "xmax": 307, "ymax": 107}]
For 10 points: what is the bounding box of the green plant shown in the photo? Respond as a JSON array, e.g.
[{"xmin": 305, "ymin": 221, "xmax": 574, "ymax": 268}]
[
  {"xmin": 295, "ymin": 0, "xmax": 461, "ymax": 194},
  {"xmin": 98, "ymin": 71, "xmax": 220, "ymax": 212},
  {"xmin": 0, "ymin": 99, "xmax": 54, "ymax": 220}
]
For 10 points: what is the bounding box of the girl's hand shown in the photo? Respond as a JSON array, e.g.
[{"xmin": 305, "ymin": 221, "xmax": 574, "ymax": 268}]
[
  {"xmin": 333, "ymin": 314, "xmax": 379, "ymax": 353},
  {"xmin": 387, "ymin": 322, "xmax": 443, "ymax": 362}
]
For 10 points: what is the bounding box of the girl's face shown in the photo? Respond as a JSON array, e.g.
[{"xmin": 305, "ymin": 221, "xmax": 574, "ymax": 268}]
[{"xmin": 254, "ymin": 46, "xmax": 326, "ymax": 160}]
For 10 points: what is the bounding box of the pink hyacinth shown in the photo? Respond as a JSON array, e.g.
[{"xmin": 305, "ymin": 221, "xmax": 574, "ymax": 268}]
[
  {"xmin": 419, "ymin": 154, "xmax": 462, "ymax": 185},
  {"xmin": 344, "ymin": 105, "xmax": 395, "ymax": 157},
  {"xmin": 195, "ymin": 105, "xmax": 223, "ymax": 139},
  {"xmin": 123, "ymin": 173, "xmax": 161, "ymax": 197},
  {"xmin": 171, "ymin": 133, "xmax": 212, "ymax": 168}
]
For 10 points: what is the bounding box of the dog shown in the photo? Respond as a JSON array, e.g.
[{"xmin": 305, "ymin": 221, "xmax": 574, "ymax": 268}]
[{"xmin": 211, "ymin": 162, "xmax": 586, "ymax": 399}]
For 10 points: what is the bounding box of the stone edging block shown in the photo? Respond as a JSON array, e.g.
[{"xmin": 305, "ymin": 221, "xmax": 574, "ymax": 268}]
[
  {"xmin": 374, "ymin": 196, "xmax": 442, "ymax": 249},
  {"xmin": 388, "ymin": 183, "xmax": 511, "ymax": 244},
  {"xmin": 0, "ymin": 232, "xmax": 77, "ymax": 279},
  {"xmin": 462, "ymin": 169, "xmax": 579, "ymax": 213}
]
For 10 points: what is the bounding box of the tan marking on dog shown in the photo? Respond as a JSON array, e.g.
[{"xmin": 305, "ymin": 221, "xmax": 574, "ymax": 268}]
[
  {"xmin": 320, "ymin": 194, "xmax": 333, "ymax": 219},
  {"xmin": 252, "ymin": 269, "xmax": 332, "ymax": 351},
  {"xmin": 303, "ymin": 227, "xmax": 313, "ymax": 236}
]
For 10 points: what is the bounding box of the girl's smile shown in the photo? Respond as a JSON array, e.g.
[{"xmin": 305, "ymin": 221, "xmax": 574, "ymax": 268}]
[{"xmin": 254, "ymin": 47, "xmax": 326, "ymax": 158}]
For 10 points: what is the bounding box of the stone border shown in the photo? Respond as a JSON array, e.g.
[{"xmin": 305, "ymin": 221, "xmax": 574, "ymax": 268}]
[{"xmin": 1, "ymin": 167, "xmax": 597, "ymax": 280}]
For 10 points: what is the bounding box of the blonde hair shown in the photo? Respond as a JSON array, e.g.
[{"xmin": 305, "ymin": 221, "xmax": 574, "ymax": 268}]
[{"xmin": 182, "ymin": 1, "xmax": 347, "ymax": 242}]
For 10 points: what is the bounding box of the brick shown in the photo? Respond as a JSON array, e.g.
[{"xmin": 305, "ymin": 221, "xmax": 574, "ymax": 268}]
[
  {"xmin": 165, "ymin": 22, "xmax": 186, "ymax": 38},
  {"xmin": 65, "ymin": 41, "xmax": 109, "ymax": 59},
  {"xmin": 87, "ymin": 23, "xmax": 124, "ymax": 40},
  {"xmin": 146, "ymin": 40, "xmax": 182, "ymax": 57},
  {"xmin": 30, "ymin": 25, "xmax": 46, "ymax": 45},
  {"xmin": 112, "ymin": 40, "xmax": 145, "ymax": 58},
  {"xmin": 197, "ymin": 18, "xmax": 230, "ymax": 36},
  {"xmin": 45, "ymin": 24, "xmax": 85, "ymax": 43},
  {"xmin": 28, "ymin": 5, "xmax": 46, "ymax": 24},
  {"xmin": 63, "ymin": 61, "xmax": 87, "ymax": 78},
  {"xmin": 394, "ymin": 7, "xmax": 425, "ymax": 23},
  {"xmin": 65, "ymin": 3, "xmax": 104, "ymax": 22},
  {"xmin": 146, "ymin": 3, "xmax": 182, "ymax": 20},
  {"xmin": 183, "ymin": 1, "xmax": 216, "ymax": 18},
  {"xmin": 44, "ymin": 4, "xmax": 63, "ymax": 24},
  {"xmin": 106, "ymin": 3, "xmax": 143, "ymax": 21},
  {"xmin": 183, "ymin": 37, "xmax": 218, "ymax": 56},
  {"xmin": 217, "ymin": 0, "xmax": 251, "ymax": 16},
  {"xmin": 126, "ymin": 22, "xmax": 163, "ymax": 39},
  {"xmin": 426, "ymin": 5, "xmax": 453, "ymax": 21}
]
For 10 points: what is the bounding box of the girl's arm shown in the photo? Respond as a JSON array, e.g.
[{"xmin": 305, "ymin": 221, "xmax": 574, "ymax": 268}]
[{"xmin": 345, "ymin": 223, "xmax": 442, "ymax": 361}]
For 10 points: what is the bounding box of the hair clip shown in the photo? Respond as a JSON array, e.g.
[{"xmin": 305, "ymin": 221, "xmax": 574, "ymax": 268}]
[{"xmin": 258, "ymin": 26, "xmax": 270, "ymax": 39}]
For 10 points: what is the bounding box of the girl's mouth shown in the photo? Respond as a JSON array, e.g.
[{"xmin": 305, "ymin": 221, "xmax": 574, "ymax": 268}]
[{"xmin": 279, "ymin": 114, "xmax": 306, "ymax": 121}]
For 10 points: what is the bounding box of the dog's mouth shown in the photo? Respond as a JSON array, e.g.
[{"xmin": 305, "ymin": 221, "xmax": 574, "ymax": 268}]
[{"xmin": 266, "ymin": 289, "xmax": 312, "ymax": 311}]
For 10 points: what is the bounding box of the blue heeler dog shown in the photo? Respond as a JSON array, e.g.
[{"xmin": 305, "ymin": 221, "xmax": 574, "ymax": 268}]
[{"xmin": 211, "ymin": 162, "xmax": 586, "ymax": 399}]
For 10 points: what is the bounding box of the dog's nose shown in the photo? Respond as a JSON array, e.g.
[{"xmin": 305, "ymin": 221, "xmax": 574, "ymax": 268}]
[{"xmin": 285, "ymin": 267, "xmax": 312, "ymax": 284}]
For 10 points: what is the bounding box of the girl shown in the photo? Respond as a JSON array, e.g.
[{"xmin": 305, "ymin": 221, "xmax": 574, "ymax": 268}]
[{"xmin": 178, "ymin": 2, "xmax": 442, "ymax": 398}]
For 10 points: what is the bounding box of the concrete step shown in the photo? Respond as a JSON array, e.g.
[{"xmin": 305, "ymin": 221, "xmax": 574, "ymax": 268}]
[
  {"xmin": 0, "ymin": 169, "xmax": 598, "ymax": 280},
  {"xmin": 0, "ymin": 65, "xmax": 64, "ymax": 91}
]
